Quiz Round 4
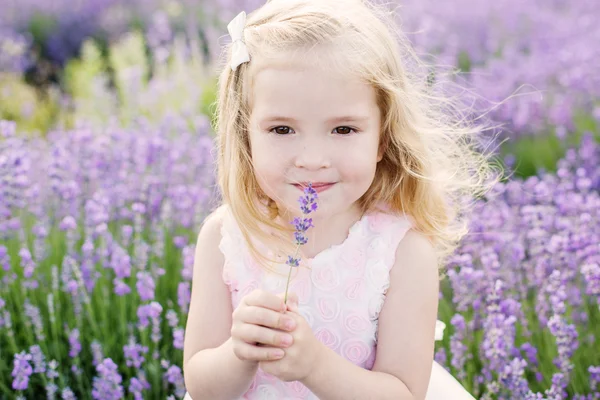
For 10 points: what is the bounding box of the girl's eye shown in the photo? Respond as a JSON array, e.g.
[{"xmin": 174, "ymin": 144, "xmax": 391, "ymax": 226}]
[
  {"xmin": 333, "ymin": 126, "xmax": 355, "ymax": 135},
  {"xmin": 271, "ymin": 126, "xmax": 294, "ymax": 135}
]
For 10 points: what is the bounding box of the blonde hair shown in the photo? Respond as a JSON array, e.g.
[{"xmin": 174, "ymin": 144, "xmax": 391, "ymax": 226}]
[{"xmin": 213, "ymin": 0, "xmax": 498, "ymax": 268}]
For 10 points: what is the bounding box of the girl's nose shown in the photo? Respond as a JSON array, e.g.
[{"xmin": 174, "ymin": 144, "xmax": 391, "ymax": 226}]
[{"xmin": 294, "ymin": 139, "xmax": 330, "ymax": 170}]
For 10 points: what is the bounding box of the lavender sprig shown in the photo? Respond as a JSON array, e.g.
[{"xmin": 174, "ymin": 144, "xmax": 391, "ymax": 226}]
[{"xmin": 283, "ymin": 183, "xmax": 318, "ymax": 304}]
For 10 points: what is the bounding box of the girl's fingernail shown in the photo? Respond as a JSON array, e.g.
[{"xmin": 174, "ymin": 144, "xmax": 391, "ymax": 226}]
[
  {"xmin": 280, "ymin": 334, "xmax": 293, "ymax": 346},
  {"xmin": 273, "ymin": 350, "xmax": 284, "ymax": 359},
  {"xmin": 284, "ymin": 319, "xmax": 296, "ymax": 330}
]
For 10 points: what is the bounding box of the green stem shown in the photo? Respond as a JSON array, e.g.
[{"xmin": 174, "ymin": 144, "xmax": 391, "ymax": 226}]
[{"xmin": 283, "ymin": 244, "xmax": 301, "ymax": 305}]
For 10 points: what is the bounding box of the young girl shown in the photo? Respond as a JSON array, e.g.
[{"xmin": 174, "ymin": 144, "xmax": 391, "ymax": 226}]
[{"xmin": 184, "ymin": 0, "xmax": 492, "ymax": 398}]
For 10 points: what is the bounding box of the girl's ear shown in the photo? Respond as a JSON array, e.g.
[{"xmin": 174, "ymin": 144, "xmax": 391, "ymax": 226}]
[{"xmin": 377, "ymin": 147, "xmax": 384, "ymax": 162}]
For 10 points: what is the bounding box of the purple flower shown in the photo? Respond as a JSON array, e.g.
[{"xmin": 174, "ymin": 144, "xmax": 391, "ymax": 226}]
[
  {"xmin": 181, "ymin": 245, "xmax": 195, "ymax": 281},
  {"xmin": 46, "ymin": 360, "xmax": 59, "ymax": 379},
  {"xmin": 121, "ymin": 225, "xmax": 134, "ymax": 246},
  {"xmin": 136, "ymin": 271, "xmax": 156, "ymax": 301},
  {"xmin": 166, "ymin": 310, "xmax": 179, "ymax": 327},
  {"xmin": 298, "ymin": 184, "xmax": 318, "ymax": 214},
  {"xmin": 589, "ymin": 366, "xmax": 600, "ymax": 392},
  {"xmin": 113, "ymin": 278, "xmax": 131, "ymax": 296},
  {"xmin": 434, "ymin": 347, "xmax": 447, "ymax": 368},
  {"xmin": 92, "ymin": 358, "xmax": 124, "ymax": 400},
  {"xmin": 283, "ymin": 183, "xmax": 319, "ymax": 303},
  {"xmin": 162, "ymin": 362, "xmax": 186, "ymax": 398},
  {"xmin": 24, "ymin": 301, "xmax": 45, "ymax": 341},
  {"xmin": 177, "ymin": 282, "xmax": 191, "ymax": 313},
  {"xmin": 286, "ymin": 183, "xmax": 319, "ymax": 268},
  {"xmin": 0, "ymin": 245, "xmax": 10, "ymax": 271},
  {"xmin": 19, "ymin": 247, "xmax": 35, "ymax": 279},
  {"xmin": 128, "ymin": 372, "xmax": 151, "ymax": 400},
  {"xmin": 582, "ymin": 263, "xmax": 600, "ymax": 304},
  {"xmin": 450, "ymin": 314, "xmax": 468, "ymax": 381},
  {"xmin": 68, "ymin": 328, "xmax": 81, "ymax": 358},
  {"xmin": 91, "ymin": 341, "xmax": 105, "ymax": 367},
  {"xmin": 137, "ymin": 302, "xmax": 163, "ymax": 329},
  {"xmin": 520, "ymin": 343, "xmax": 538, "ymax": 367},
  {"xmin": 110, "ymin": 245, "xmax": 132, "ymax": 280},
  {"xmin": 29, "ymin": 345, "xmax": 46, "ymax": 374},
  {"xmin": 173, "ymin": 235, "xmax": 188, "ymax": 248},
  {"xmin": 45, "ymin": 382, "xmax": 58, "ymax": 399},
  {"xmin": 123, "ymin": 338, "xmax": 148, "ymax": 369},
  {"xmin": 61, "ymin": 387, "xmax": 76, "ymax": 400},
  {"xmin": 173, "ymin": 328, "xmax": 184, "ymax": 350},
  {"xmin": 12, "ymin": 351, "xmax": 33, "ymax": 391}
]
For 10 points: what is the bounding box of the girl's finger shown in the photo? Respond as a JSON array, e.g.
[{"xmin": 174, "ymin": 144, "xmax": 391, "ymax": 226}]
[
  {"xmin": 240, "ymin": 323, "xmax": 294, "ymax": 348},
  {"xmin": 244, "ymin": 290, "xmax": 286, "ymax": 312},
  {"xmin": 239, "ymin": 306, "xmax": 297, "ymax": 332},
  {"xmin": 285, "ymin": 292, "xmax": 299, "ymax": 307},
  {"xmin": 234, "ymin": 342, "xmax": 285, "ymax": 362},
  {"xmin": 287, "ymin": 293, "xmax": 299, "ymax": 312},
  {"xmin": 287, "ymin": 301, "xmax": 299, "ymax": 313}
]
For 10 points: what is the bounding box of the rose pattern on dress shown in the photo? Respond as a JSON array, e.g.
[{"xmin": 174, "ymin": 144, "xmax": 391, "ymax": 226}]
[
  {"xmin": 341, "ymin": 338, "xmax": 372, "ymax": 366},
  {"xmin": 344, "ymin": 277, "xmax": 365, "ymax": 300},
  {"xmin": 344, "ymin": 311, "xmax": 372, "ymax": 335},
  {"xmin": 340, "ymin": 245, "xmax": 367, "ymax": 274},
  {"xmin": 262, "ymin": 271, "xmax": 286, "ymax": 293},
  {"xmin": 310, "ymin": 261, "xmax": 341, "ymax": 291},
  {"xmin": 289, "ymin": 270, "xmax": 313, "ymax": 305},
  {"xmin": 253, "ymin": 384, "xmax": 281, "ymax": 400},
  {"xmin": 288, "ymin": 380, "xmax": 312, "ymax": 397},
  {"xmin": 316, "ymin": 296, "xmax": 341, "ymax": 322},
  {"xmin": 314, "ymin": 326, "xmax": 342, "ymax": 351}
]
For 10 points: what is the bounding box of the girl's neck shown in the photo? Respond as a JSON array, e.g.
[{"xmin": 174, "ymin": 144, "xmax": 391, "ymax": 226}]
[{"xmin": 279, "ymin": 204, "xmax": 364, "ymax": 259}]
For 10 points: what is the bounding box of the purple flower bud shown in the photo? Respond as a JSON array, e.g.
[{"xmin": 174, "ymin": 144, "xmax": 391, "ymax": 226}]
[
  {"xmin": 137, "ymin": 302, "xmax": 163, "ymax": 329},
  {"xmin": 177, "ymin": 282, "xmax": 191, "ymax": 314},
  {"xmin": 29, "ymin": 345, "xmax": 46, "ymax": 374},
  {"xmin": 589, "ymin": 366, "xmax": 600, "ymax": 391},
  {"xmin": 123, "ymin": 338, "xmax": 148, "ymax": 369},
  {"xmin": 173, "ymin": 235, "xmax": 188, "ymax": 248},
  {"xmin": 136, "ymin": 271, "xmax": 156, "ymax": 301},
  {"xmin": 62, "ymin": 387, "xmax": 76, "ymax": 400},
  {"xmin": 12, "ymin": 351, "xmax": 33, "ymax": 391},
  {"xmin": 91, "ymin": 341, "xmax": 105, "ymax": 367},
  {"xmin": 128, "ymin": 372, "xmax": 151, "ymax": 400},
  {"xmin": 166, "ymin": 310, "xmax": 179, "ymax": 327},
  {"xmin": 173, "ymin": 328, "xmax": 184, "ymax": 350},
  {"xmin": 68, "ymin": 328, "xmax": 81, "ymax": 358},
  {"xmin": 59, "ymin": 215, "xmax": 77, "ymax": 231},
  {"xmin": 92, "ymin": 358, "xmax": 124, "ymax": 400}
]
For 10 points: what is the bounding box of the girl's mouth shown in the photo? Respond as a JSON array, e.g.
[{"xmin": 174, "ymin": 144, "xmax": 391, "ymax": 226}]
[{"xmin": 293, "ymin": 182, "xmax": 336, "ymax": 193}]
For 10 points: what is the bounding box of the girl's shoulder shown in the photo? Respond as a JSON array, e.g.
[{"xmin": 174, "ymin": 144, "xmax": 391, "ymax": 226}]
[{"xmin": 196, "ymin": 205, "xmax": 229, "ymax": 246}]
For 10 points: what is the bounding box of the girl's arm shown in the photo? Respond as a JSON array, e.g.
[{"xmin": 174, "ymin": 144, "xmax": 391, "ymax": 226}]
[
  {"xmin": 183, "ymin": 212, "xmax": 257, "ymax": 400},
  {"xmin": 301, "ymin": 230, "xmax": 440, "ymax": 400}
]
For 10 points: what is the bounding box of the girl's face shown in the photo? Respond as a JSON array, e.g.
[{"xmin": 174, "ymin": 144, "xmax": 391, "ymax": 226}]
[{"xmin": 248, "ymin": 55, "xmax": 382, "ymax": 219}]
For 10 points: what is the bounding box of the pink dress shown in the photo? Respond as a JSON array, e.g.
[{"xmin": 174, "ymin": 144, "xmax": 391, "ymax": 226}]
[{"xmin": 184, "ymin": 206, "xmax": 475, "ymax": 399}]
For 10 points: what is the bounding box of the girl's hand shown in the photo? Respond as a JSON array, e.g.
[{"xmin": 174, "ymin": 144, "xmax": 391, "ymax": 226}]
[
  {"xmin": 231, "ymin": 289, "xmax": 298, "ymax": 364},
  {"xmin": 259, "ymin": 293, "xmax": 325, "ymax": 382}
]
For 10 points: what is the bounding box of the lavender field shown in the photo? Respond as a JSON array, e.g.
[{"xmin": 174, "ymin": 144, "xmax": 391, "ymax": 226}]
[{"xmin": 1, "ymin": 0, "xmax": 599, "ymax": 399}]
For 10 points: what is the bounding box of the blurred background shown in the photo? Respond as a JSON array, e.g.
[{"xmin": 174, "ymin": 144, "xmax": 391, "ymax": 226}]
[{"xmin": 1, "ymin": 0, "xmax": 599, "ymax": 399}]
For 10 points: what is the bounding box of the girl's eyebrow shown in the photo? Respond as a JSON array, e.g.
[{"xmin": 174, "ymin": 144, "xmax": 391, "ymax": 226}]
[
  {"xmin": 259, "ymin": 115, "xmax": 371, "ymax": 124},
  {"xmin": 326, "ymin": 116, "xmax": 371, "ymax": 124}
]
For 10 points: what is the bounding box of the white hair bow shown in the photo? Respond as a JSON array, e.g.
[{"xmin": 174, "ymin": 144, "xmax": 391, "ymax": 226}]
[{"xmin": 228, "ymin": 11, "xmax": 250, "ymax": 71}]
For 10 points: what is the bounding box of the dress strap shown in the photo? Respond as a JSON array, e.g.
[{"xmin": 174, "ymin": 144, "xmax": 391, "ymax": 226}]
[{"xmin": 363, "ymin": 212, "xmax": 413, "ymax": 325}]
